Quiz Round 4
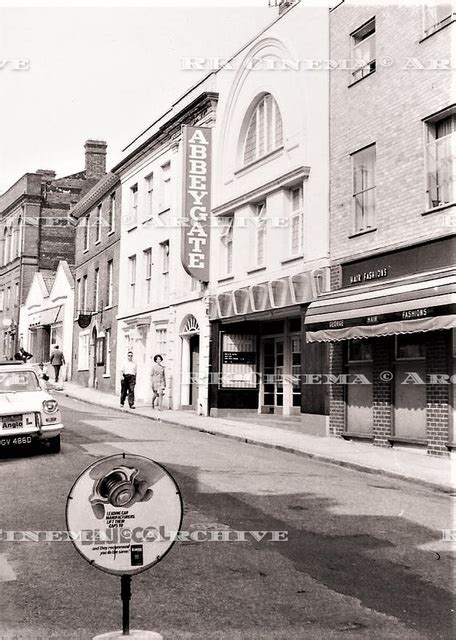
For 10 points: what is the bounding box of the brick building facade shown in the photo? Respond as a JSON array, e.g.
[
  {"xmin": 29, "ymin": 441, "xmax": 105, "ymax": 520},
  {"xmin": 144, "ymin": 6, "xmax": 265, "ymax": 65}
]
[
  {"xmin": 305, "ymin": 3, "xmax": 455, "ymax": 457},
  {"xmin": 71, "ymin": 171, "xmax": 121, "ymax": 393},
  {"xmin": 0, "ymin": 140, "xmax": 107, "ymax": 359}
]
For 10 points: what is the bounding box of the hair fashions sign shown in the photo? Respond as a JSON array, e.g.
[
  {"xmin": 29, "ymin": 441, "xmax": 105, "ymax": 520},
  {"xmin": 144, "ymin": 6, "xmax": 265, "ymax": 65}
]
[
  {"xmin": 66, "ymin": 454, "xmax": 183, "ymax": 575},
  {"xmin": 181, "ymin": 125, "xmax": 212, "ymax": 282}
]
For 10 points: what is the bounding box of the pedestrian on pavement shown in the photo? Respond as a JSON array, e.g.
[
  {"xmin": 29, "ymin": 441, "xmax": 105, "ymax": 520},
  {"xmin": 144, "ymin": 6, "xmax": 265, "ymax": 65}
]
[
  {"xmin": 151, "ymin": 354, "xmax": 166, "ymax": 411},
  {"xmin": 50, "ymin": 345, "xmax": 65, "ymax": 383},
  {"xmin": 120, "ymin": 350, "xmax": 137, "ymax": 409},
  {"xmin": 15, "ymin": 347, "xmax": 33, "ymax": 363},
  {"xmin": 37, "ymin": 362, "xmax": 50, "ymax": 389}
]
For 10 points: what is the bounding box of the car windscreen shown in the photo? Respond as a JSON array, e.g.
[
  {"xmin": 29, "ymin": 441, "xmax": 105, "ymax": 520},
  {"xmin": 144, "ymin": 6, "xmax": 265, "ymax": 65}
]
[{"xmin": 0, "ymin": 371, "xmax": 40, "ymax": 392}]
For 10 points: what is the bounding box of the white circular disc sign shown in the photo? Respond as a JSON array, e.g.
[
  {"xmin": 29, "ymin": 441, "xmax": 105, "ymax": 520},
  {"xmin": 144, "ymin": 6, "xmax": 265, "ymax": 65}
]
[{"xmin": 66, "ymin": 454, "xmax": 183, "ymax": 575}]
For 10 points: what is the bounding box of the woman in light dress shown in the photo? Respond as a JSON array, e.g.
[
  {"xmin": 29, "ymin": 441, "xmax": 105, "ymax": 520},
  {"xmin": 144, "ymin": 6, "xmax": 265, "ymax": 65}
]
[{"xmin": 151, "ymin": 354, "xmax": 166, "ymax": 410}]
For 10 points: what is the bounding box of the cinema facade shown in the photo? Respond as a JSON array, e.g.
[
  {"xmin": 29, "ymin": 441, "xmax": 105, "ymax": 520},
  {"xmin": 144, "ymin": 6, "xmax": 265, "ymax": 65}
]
[{"xmin": 206, "ymin": 4, "xmax": 331, "ymax": 432}]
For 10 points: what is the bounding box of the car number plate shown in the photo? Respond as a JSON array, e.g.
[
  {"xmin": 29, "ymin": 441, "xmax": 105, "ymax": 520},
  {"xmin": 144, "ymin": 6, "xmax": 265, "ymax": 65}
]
[
  {"xmin": 1, "ymin": 413, "xmax": 35, "ymax": 430},
  {"xmin": 0, "ymin": 436, "xmax": 32, "ymax": 446}
]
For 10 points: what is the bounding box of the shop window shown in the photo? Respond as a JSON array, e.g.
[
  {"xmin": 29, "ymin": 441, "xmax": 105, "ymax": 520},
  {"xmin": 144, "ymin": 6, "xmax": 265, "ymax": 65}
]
[
  {"xmin": 425, "ymin": 110, "xmax": 455, "ymax": 209},
  {"xmin": 352, "ymin": 144, "xmax": 376, "ymax": 234},
  {"xmin": 78, "ymin": 332, "xmax": 89, "ymax": 370},
  {"xmin": 348, "ymin": 340, "xmax": 373, "ymax": 362},
  {"xmin": 351, "ymin": 18, "xmax": 376, "ymax": 83},
  {"xmin": 243, "ymin": 94, "xmax": 283, "ymax": 166},
  {"xmin": 423, "ymin": 3, "xmax": 455, "ymax": 36},
  {"xmin": 156, "ymin": 328, "xmax": 167, "ymax": 356},
  {"xmin": 396, "ymin": 335, "xmax": 426, "ymax": 360}
]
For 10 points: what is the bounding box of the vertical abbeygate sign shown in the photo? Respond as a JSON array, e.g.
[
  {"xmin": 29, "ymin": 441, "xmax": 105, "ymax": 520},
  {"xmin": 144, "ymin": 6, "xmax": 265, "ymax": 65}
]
[{"xmin": 181, "ymin": 125, "xmax": 212, "ymax": 282}]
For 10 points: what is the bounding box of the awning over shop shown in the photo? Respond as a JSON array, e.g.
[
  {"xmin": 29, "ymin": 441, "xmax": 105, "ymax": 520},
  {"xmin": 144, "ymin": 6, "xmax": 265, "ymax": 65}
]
[
  {"xmin": 29, "ymin": 306, "xmax": 62, "ymax": 328},
  {"xmin": 305, "ymin": 267, "xmax": 456, "ymax": 342}
]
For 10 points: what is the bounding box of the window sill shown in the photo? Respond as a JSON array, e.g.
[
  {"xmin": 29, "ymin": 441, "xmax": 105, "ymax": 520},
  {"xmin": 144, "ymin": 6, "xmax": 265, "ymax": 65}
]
[
  {"xmin": 217, "ymin": 274, "xmax": 235, "ymax": 284},
  {"xmin": 94, "ymin": 240, "xmax": 101, "ymax": 246},
  {"xmin": 419, "ymin": 17, "xmax": 455, "ymax": 43},
  {"xmin": 107, "ymin": 229, "xmax": 116, "ymax": 236},
  {"xmin": 388, "ymin": 436, "xmax": 427, "ymax": 446},
  {"xmin": 348, "ymin": 227, "xmax": 377, "ymax": 239},
  {"xmin": 102, "ymin": 374, "xmax": 111, "ymax": 378},
  {"xmin": 157, "ymin": 207, "xmax": 170, "ymax": 216},
  {"xmin": 348, "ymin": 69, "xmax": 376, "ymax": 88},
  {"xmin": 422, "ymin": 202, "xmax": 455, "ymax": 216},
  {"xmin": 234, "ymin": 146, "xmax": 284, "ymax": 177},
  {"xmin": 104, "ymin": 305, "xmax": 114, "ymax": 311},
  {"xmin": 342, "ymin": 432, "xmax": 374, "ymax": 441},
  {"xmin": 77, "ymin": 368, "xmax": 89, "ymax": 372},
  {"xmin": 82, "ymin": 249, "xmax": 89, "ymax": 254},
  {"xmin": 127, "ymin": 224, "xmax": 138, "ymax": 233},
  {"xmin": 281, "ymin": 254, "xmax": 303, "ymax": 265},
  {"xmin": 247, "ymin": 265, "xmax": 267, "ymax": 275}
]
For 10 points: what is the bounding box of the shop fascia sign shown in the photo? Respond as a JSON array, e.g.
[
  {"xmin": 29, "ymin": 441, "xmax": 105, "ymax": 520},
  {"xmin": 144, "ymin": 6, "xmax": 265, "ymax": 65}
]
[
  {"xmin": 211, "ymin": 269, "xmax": 326, "ymax": 319},
  {"xmin": 181, "ymin": 125, "xmax": 212, "ymax": 283}
]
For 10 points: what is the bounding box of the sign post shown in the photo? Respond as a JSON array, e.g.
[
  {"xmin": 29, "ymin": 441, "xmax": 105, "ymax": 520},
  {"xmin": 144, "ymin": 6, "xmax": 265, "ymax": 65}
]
[{"xmin": 66, "ymin": 453, "xmax": 183, "ymax": 639}]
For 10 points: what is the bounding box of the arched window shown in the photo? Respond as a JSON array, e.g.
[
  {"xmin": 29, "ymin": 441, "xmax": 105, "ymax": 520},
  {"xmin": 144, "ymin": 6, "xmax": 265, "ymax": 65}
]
[{"xmin": 243, "ymin": 94, "xmax": 283, "ymax": 166}]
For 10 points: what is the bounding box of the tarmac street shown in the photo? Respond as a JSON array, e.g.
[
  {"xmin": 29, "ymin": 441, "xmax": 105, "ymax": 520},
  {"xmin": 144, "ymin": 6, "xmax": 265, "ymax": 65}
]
[{"xmin": 0, "ymin": 396, "xmax": 455, "ymax": 639}]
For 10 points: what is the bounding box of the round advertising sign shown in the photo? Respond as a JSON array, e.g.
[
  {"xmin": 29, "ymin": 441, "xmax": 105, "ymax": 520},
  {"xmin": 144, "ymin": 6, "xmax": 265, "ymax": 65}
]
[{"xmin": 66, "ymin": 454, "xmax": 183, "ymax": 575}]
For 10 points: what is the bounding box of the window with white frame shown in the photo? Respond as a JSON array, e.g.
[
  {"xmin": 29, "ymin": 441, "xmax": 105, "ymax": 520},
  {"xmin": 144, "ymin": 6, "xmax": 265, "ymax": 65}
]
[
  {"xmin": 128, "ymin": 255, "xmax": 136, "ymax": 307},
  {"xmin": 109, "ymin": 192, "xmax": 116, "ymax": 232},
  {"xmin": 424, "ymin": 3, "xmax": 455, "ymax": 36},
  {"xmin": 253, "ymin": 202, "xmax": 266, "ymax": 267},
  {"xmin": 351, "ymin": 18, "xmax": 376, "ymax": 83},
  {"xmin": 104, "ymin": 328, "xmax": 111, "ymax": 376},
  {"xmin": 78, "ymin": 332, "xmax": 89, "ymax": 370},
  {"xmin": 0, "ymin": 290, "xmax": 4, "ymax": 311},
  {"xmin": 106, "ymin": 259, "xmax": 113, "ymax": 307},
  {"xmin": 145, "ymin": 173, "xmax": 154, "ymax": 219},
  {"xmin": 144, "ymin": 248, "xmax": 152, "ymax": 304},
  {"xmin": 220, "ymin": 216, "xmax": 234, "ymax": 275},
  {"xmin": 243, "ymin": 94, "xmax": 283, "ymax": 166},
  {"xmin": 94, "ymin": 268, "xmax": 100, "ymax": 312},
  {"xmin": 426, "ymin": 111, "xmax": 455, "ymax": 209},
  {"xmin": 83, "ymin": 215, "xmax": 90, "ymax": 251},
  {"xmin": 156, "ymin": 328, "xmax": 167, "ymax": 356},
  {"xmin": 95, "ymin": 204, "xmax": 102, "ymax": 242},
  {"xmin": 290, "ymin": 185, "xmax": 304, "ymax": 256},
  {"xmin": 160, "ymin": 163, "xmax": 171, "ymax": 211},
  {"xmin": 6, "ymin": 287, "xmax": 10, "ymax": 310},
  {"xmin": 160, "ymin": 241, "xmax": 169, "ymax": 299},
  {"xmin": 352, "ymin": 144, "xmax": 376, "ymax": 234},
  {"xmin": 130, "ymin": 184, "xmax": 138, "ymax": 225}
]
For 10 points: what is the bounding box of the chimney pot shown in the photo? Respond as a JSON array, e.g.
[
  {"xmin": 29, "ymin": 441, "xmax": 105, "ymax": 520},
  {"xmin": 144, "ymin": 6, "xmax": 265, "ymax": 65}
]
[
  {"xmin": 84, "ymin": 139, "xmax": 107, "ymax": 179},
  {"xmin": 36, "ymin": 169, "xmax": 56, "ymax": 182}
]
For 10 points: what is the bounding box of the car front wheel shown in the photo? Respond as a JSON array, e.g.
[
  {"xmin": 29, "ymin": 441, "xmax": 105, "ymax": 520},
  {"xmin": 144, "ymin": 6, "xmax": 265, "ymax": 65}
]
[{"xmin": 46, "ymin": 435, "xmax": 61, "ymax": 454}]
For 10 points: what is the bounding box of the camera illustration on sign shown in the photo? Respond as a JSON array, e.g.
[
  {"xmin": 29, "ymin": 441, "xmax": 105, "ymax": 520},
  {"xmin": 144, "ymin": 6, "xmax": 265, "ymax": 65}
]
[{"xmin": 66, "ymin": 454, "xmax": 183, "ymax": 576}]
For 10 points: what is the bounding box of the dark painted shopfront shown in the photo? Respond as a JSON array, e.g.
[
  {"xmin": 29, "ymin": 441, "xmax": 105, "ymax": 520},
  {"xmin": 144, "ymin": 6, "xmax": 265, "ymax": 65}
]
[
  {"xmin": 305, "ymin": 236, "xmax": 456, "ymax": 456},
  {"xmin": 208, "ymin": 269, "xmax": 329, "ymax": 434}
]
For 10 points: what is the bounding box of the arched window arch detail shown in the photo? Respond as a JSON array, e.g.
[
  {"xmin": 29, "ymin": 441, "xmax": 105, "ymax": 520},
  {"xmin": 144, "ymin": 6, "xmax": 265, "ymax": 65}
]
[
  {"xmin": 243, "ymin": 93, "xmax": 283, "ymax": 166},
  {"xmin": 180, "ymin": 315, "xmax": 199, "ymax": 336}
]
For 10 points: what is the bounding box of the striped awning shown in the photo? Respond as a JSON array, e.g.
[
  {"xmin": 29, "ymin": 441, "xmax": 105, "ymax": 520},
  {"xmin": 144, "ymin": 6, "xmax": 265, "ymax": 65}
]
[{"xmin": 305, "ymin": 267, "xmax": 456, "ymax": 342}]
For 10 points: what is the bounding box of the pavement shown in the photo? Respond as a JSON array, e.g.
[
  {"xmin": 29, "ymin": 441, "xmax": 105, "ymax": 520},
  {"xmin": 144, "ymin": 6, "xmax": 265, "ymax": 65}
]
[{"xmin": 54, "ymin": 381, "xmax": 456, "ymax": 494}]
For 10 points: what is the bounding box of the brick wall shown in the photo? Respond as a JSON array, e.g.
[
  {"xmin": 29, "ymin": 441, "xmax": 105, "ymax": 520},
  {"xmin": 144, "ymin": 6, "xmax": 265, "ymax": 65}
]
[
  {"xmin": 372, "ymin": 337, "xmax": 393, "ymax": 447},
  {"xmin": 330, "ymin": 4, "xmax": 453, "ymax": 264},
  {"xmin": 329, "ymin": 342, "xmax": 345, "ymax": 436},
  {"xmin": 426, "ymin": 331, "xmax": 450, "ymax": 456}
]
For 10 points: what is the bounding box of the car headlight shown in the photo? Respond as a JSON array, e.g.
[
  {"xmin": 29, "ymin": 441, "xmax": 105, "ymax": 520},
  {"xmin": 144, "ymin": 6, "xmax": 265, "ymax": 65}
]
[{"xmin": 42, "ymin": 399, "xmax": 59, "ymax": 414}]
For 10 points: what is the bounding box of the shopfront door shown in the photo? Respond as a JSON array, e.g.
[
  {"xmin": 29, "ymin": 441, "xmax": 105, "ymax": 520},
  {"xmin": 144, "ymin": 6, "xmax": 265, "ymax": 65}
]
[
  {"xmin": 346, "ymin": 340, "xmax": 373, "ymax": 435},
  {"xmin": 261, "ymin": 333, "xmax": 301, "ymax": 415},
  {"xmin": 190, "ymin": 334, "xmax": 200, "ymax": 410},
  {"xmin": 394, "ymin": 336, "xmax": 427, "ymax": 440}
]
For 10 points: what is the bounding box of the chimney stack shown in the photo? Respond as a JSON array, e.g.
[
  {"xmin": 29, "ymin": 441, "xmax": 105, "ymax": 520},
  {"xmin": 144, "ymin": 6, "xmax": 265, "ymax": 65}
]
[
  {"xmin": 36, "ymin": 169, "xmax": 56, "ymax": 182},
  {"xmin": 84, "ymin": 139, "xmax": 107, "ymax": 179}
]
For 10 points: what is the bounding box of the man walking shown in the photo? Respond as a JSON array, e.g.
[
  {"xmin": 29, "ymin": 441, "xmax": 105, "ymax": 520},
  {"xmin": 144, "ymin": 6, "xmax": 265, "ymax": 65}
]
[
  {"xmin": 120, "ymin": 350, "xmax": 137, "ymax": 409},
  {"xmin": 50, "ymin": 345, "xmax": 65, "ymax": 383}
]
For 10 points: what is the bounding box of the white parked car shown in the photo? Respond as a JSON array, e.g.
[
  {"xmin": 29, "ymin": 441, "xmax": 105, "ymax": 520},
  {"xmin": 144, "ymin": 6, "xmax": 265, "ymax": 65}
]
[{"xmin": 0, "ymin": 361, "xmax": 63, "ymax": 453}]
